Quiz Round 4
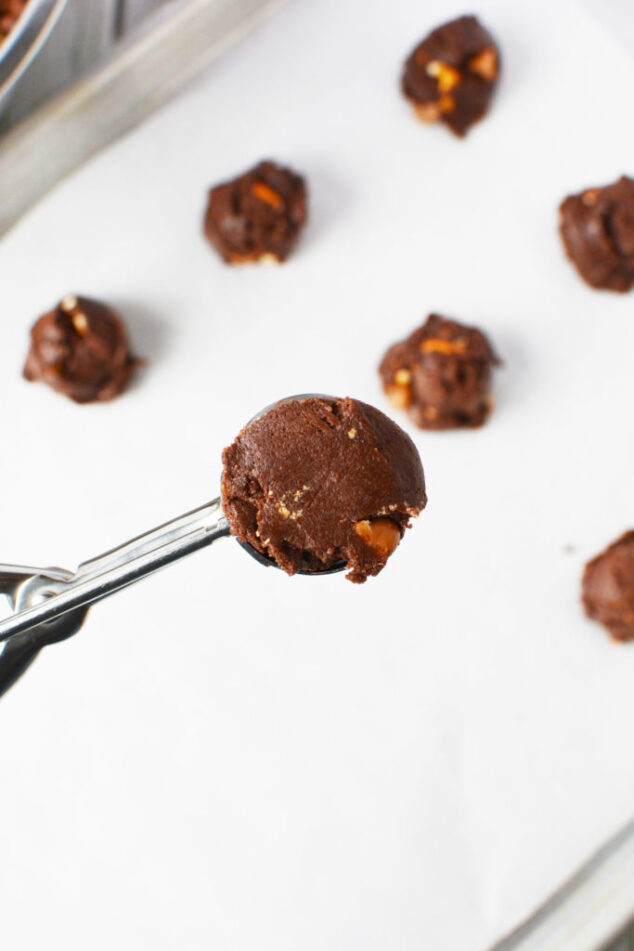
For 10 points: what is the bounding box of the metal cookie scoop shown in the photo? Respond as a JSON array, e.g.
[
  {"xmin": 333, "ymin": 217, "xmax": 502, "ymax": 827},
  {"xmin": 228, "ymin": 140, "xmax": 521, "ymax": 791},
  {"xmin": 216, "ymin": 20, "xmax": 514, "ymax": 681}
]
[{"xmin": 0, "ymin": 396, "xmax": 345, "ymax": 698}]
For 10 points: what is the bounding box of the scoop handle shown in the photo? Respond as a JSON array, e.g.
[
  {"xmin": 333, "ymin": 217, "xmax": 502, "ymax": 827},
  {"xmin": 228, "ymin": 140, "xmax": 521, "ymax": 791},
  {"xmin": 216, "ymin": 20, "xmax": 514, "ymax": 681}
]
[
  {"xmin": 0, "ymin": 631, "xmax": 44, "ymax": 698},
  {"xmin": 0, "ymin": 498, "xmax": 230, "ymax": 643}
]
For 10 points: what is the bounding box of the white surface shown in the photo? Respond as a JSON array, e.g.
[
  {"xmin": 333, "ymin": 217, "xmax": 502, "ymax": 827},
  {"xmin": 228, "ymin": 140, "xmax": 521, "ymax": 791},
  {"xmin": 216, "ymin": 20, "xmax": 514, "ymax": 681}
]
[
  {"xmin": 580, "ymin": 0, "xmax": 634, "ymax": 59},
  {"xmin": 0, "ymin": 0, "xmax": 633, "ymax": 948}
]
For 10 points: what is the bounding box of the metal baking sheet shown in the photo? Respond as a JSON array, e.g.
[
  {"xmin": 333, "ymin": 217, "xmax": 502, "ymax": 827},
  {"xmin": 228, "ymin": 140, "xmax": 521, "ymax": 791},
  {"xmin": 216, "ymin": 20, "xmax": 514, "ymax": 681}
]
[
  {"xmin": 0, "ymin": 0, "xmax": 288, "ymax": 233},
  {"xmin": 1, "ymin": 0, "xmax": 634, "ymax": 949}
]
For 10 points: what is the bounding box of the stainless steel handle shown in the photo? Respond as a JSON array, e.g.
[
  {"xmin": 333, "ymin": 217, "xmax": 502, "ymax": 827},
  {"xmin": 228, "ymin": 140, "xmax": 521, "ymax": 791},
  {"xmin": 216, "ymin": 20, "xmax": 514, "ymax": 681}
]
[{"xmin": 0, "ymin": 497, "xmax": 230, "ymax": 643}]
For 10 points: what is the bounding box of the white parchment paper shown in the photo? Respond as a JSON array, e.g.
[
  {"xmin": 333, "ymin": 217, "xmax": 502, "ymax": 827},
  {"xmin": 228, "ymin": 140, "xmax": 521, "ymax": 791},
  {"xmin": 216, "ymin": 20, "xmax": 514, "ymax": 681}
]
[{"xmin": 1, "ymin": 0, "xmax": 633, "ymax": 948}]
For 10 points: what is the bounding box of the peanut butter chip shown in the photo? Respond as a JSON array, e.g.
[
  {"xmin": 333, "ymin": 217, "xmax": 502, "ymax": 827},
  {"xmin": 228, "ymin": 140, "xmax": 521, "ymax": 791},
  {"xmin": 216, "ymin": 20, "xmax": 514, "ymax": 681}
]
[
  {"xmin": 426, "ymin": 60, "xmax": 461, "ymax": 92},
  {"xmin": 386, "ymin": 383, "xmax": 412, "ymax": 409},
  {"xmin": 439, "ymin": 95, "xmax": 455, "ymax": 114},
  {"xmin": 72, "ymin": 312, "xmax": 89, "ymax": 335},
  {"xmin": 251, "ymin": 181, "xmax": 285, "ymax": 211},
  {"xmin": 354, "ymin": 518, "xmax": 401, "ymax": 558},
  {"xmin": 420, "ymin": 337, "xmax": 467, "ymax": 355},
  {"xmin": 468, "ymin": 47, "xmax": 498, "ymax": 81},
  {"xmin": 414, "ymin": 101, "xmax": 442, "ymax": 123},
  {"xmin": 60, "ymin": 295, "xmax": 78, "ymax": 312},
  {"xmin": 394, "ymin": 368, "xmax": 411, "ymax": 385}
]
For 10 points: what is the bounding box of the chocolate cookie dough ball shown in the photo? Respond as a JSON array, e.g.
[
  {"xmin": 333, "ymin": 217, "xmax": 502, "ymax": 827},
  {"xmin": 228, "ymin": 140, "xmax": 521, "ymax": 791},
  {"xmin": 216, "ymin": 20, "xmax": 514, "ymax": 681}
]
[
  {"xmin": 582, "ymin": 533, "xmax": 634, "ymax": 642},
  {"xmin": 203, "ymin": 160, "xmax": 307, "ymax": 264},
  {"xmin": 559, "ymin": 176, "xmax": 634, "ymax": 292},
  {"xmin": 24, "ymin": 295, "xmax": 140, "ymax": 403},
  {"xmin": 222, "ymin": 396, "xmax": 426, "ymax": 583},
  {"xmin": 401, "ymin": 15, "xmax": 500, "ymax": 137},
  {"xmin": 379, "ymin": 315, "xmax": 499, "ymax": 430}
]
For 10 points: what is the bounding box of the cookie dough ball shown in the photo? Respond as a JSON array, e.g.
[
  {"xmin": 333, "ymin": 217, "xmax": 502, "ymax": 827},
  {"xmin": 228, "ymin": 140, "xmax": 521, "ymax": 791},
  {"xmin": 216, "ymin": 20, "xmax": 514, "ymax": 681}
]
[
  {"xmin": 582, "ymin": 532, "xmax": 634, "ymax": 642},
  {"xmin": 24, "ymin": 295, "xmax": 140, "ymax": 403},
  {"xmin": 222, "ymin": 396, "xmax": 426, "ymax": 583},
  {"xmin": 401, "ymin": 15, "xmax": 500, "ymax": 137},
  {"xmin": 559, "ymin": 176, "xmax": 634, "ymax": 292},
  {"xmin": 0, "ymin": 1, "xmax": 27, "ymax": 43},
  {"xmin": 379, "ymin": 314, "xmax": 499, "ymax": 429},
  {"xmin": 203, "ymin": 160, "xmax": 308, "ymax": 263}
]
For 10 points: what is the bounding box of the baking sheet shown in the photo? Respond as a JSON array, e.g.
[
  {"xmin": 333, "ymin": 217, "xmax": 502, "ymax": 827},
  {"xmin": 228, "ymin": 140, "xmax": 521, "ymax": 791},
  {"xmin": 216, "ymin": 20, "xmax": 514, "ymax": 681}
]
[{"xmin": 1, "ymin": 0, "xmax": 634, "ymax": 948}]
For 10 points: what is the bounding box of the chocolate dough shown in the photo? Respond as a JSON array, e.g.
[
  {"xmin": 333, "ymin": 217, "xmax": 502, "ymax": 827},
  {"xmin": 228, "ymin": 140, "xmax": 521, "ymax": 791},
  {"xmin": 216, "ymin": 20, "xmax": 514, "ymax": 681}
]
[
  {"xmin": 222, "ymin": 396, "xmax": 426, "ymax": 583},
  {"xmin": 24, "ymin": 295, "xmax": 140, "ymax": 403},
  {"xmin": 559, "ymin": 176, "xmax": 634, "ymax": 292},
  {"xmin": 582, "ymin": 532, "xmax": 634, "ymax": 642},
  {"xmin": 379, "ymin": 314, "xmax": 499, "ymax": 429},
  {"xmin": 203, "ymin": 160, "xmax": 307, "ymax": 263},
  {"xmin": 401, "ymin": 15, "xmax": 500, "ymax": 137}
]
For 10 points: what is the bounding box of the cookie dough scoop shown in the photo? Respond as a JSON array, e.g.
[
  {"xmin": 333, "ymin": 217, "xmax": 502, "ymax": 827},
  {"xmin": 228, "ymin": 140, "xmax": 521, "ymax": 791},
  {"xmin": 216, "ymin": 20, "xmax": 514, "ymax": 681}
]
[{"xmin": 0, "ymin": 395, "xmax": 426, "ymax": 697}]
